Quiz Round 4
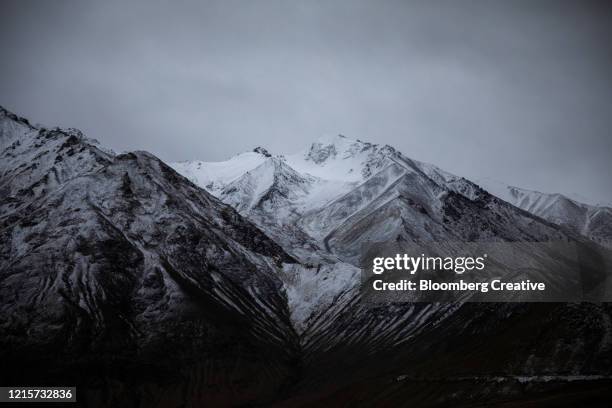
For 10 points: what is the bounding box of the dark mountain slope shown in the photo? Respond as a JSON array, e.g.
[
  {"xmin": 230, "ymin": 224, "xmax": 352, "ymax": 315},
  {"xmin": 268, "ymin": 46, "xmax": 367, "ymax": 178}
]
[{"xmin": 0, "ymin": 106, "xmax": 299, "ymax": 406}]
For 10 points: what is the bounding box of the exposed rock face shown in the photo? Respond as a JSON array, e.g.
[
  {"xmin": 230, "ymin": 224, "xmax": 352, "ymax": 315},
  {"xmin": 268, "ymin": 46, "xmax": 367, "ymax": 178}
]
[{"xmin": 253, "ymin": 146, "xmax": 272, "ymax": 157}]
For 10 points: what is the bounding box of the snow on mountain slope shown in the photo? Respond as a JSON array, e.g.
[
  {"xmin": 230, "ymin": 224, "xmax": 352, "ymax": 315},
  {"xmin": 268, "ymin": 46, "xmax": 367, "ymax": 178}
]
[
  {"xmin": 171, "ymin": 143, "xmax": 368, "ymax": 329},
  {"xmin": 171, "ymin": 141, "xmax": 377, "ymax": 327},
  {"xmin": 284, "ymin": 133, "xmax": 481, "ymax": 200},
  {"xmin": 172, "ymin": 148, "xmax": 357, "ymax": 215},
  {"xmin": 171, "ymin": 147, "xmax": 356, "ymax": 263},
  {"xmin": 171, "ymin": 150, "xmax": 268, "ymax": 194},
  {"xmin": 303, "ymin": 162, "xmax": 576, "ymax": 264},
  {"xmin": 285, "ymin": 134, "xmax": 398, "ymax": 182},
  {"xmin": 477, "ymin": 177, "xmax": 612, "ymax": 248},
  {"xmin": 222, "ymin": 157, "xmax": 316, "ymax": 214},
  {"xmin": 170, "ymin": 134, "xmax": 480, "ymax": 227},
  {"xmin": 299, "ymin": 161, "xmax": 412, "ymax": 240},
  {"xmin": 282, "ymin": 262, "xmax": 360, "ymax": 333},
  {"xmin": 217, "ymin": 156, "xmax": 362, "ymax": 328}
]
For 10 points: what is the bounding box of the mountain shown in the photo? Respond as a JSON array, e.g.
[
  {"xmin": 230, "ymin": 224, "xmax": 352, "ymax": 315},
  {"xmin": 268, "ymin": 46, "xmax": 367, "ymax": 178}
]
[
  {"xmin": 0, "ymin": 106, "xmax": 302, "ymax": 406},
  {"xmin": 2, "ymin": 107, "xmax": 611, "ymax": 407},
  {"xmin": 172, "ymin": 133, "xmax": 612, "ymax": 406},
  {"xmin": 478, "ymin": 177, "xmax": 612, "ymax": 248}
]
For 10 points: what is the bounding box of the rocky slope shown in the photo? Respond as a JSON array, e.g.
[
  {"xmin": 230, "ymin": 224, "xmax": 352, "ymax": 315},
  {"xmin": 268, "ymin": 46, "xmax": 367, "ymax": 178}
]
[{"xmin": 0, "ymin": 106, "xmax": 301, "ymax": 406}]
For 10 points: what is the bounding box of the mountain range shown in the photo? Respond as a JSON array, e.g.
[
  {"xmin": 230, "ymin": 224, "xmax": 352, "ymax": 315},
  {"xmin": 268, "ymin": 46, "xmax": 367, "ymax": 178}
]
[
  {"xmin": 477, "ymin": 177, "xmax": 612, "ymax": 248},
  {"xmin": 1, "ymin": 107, "xmax": 611, "ymax": 407}
]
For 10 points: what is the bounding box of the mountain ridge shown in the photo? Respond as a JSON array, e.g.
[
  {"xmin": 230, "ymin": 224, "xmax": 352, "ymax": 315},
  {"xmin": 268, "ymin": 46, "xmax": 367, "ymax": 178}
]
[
  {"xmin": 172, "ymin": 134, "xmax": 610, "ymax": 251},
  {"xmin": 478, "ymin": 177, "xmax": 612, "ymax": 248},
  {"xmin": 0, "ymin": 105, "xmax": 303, "ymax": 406}
]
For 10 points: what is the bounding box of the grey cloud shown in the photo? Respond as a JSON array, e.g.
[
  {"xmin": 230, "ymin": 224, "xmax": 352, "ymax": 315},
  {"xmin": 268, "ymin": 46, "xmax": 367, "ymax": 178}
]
[{"xmin": 1, "ymin": 0, "xmax": 611, "ymax": 203}]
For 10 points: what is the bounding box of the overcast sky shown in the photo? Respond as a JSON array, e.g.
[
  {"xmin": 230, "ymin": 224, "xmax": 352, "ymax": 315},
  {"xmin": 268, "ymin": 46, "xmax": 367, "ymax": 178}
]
[{"xmin": 1, "ymin": 0, "xmax": 611, "ymax": 204}]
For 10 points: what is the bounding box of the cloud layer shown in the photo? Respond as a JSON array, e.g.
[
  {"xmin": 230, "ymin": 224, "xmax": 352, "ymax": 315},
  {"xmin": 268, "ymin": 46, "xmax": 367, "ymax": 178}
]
[{"xmin": 1, "ymin": 0, "xmax": 611, "ymax": 203}]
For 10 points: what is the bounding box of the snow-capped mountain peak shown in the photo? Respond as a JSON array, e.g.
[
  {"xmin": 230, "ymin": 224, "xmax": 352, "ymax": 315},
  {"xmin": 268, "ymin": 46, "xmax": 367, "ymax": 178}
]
[
  {"xmin": 171, "ymin": 151, "xmax": 267, "ymax": 194},
  {"xmin": 306, "ymin": 134, "xmax": 378, "ymax": 162},
  {"xmin": 171, "ymin": 133, "xmax": 611, "ymax": 257},
  {"xmin": 220, "ymin": 156, "xmax": 313, "ymax": 213},
  {"xmin": 285, "ymin": 134, "xmax": 397, "ymax": 182}
]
